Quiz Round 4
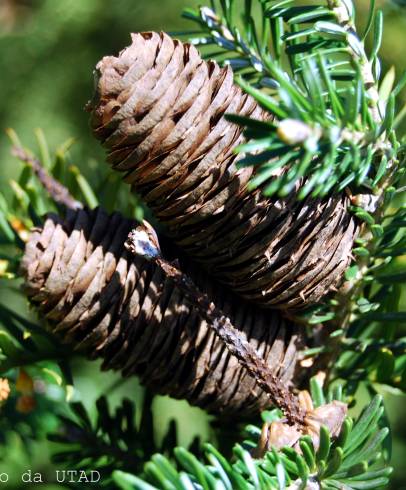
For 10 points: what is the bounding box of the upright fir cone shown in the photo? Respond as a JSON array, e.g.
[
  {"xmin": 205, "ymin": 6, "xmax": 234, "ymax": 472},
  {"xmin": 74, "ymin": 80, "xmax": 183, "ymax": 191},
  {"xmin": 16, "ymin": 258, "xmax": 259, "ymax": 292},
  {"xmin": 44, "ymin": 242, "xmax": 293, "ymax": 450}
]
[
  {"xmin": 88, "ymin": 32, "xmax": 357, "ymax": 311},
  {"xmin": 21, "ymin": 207, "xmax": 303, "ymax": 416}
]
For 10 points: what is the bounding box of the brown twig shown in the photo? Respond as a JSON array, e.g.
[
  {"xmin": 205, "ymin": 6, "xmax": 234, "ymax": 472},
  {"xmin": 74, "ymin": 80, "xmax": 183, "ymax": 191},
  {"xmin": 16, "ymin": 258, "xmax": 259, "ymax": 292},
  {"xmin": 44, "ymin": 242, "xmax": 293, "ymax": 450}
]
[
  {"xmin": 12, "ymin": 146, "xmax": 83, "ymax": 211},
  {"xmin": 125, "ymin": 222, "xmax": 307, "ymax": 426}
]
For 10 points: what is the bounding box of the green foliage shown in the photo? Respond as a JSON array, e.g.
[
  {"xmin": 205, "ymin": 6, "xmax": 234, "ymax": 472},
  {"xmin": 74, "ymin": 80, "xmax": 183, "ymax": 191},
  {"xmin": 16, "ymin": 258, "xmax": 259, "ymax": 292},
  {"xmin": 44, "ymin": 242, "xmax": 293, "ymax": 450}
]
[
  {"xmin": 1, "ymin": 1, "xmax": 406, "ymax": 489},
  {"xmin": 301, "ymin": 183, "xmax": 406, "ymax": 395},
  {"xmin": 47, "ymin": 391, "xmax": 186, "ymax": 487},
  {"xmin": 0, "ymin": 129, "xmax": 145, "ymax": 245},
  {"xmin": 0, "ymin": 302, "xmax": 72, "ymax": 375},
  {"xmin": 182, "ymin": 0, "xmax": 406, "ymax": 199},
  {"xmin": 0, "ymin": 303, "xmax": 72, "ymax": 463},
  {"xmin": 112, "ymin": 390, "xmax": 391, "ymax": 490}
]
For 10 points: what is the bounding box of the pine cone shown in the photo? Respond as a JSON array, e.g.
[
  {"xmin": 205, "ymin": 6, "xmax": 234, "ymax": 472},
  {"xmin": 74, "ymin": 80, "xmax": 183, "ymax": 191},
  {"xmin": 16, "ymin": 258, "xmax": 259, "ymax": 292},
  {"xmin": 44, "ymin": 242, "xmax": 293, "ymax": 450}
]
[
  {"xmin": 88, "ymin": 32, "xmax": 357, "ymax": 311},
  {"xmin": 21, "ymin": 207, "xmax": 303, "ymax": 415}
]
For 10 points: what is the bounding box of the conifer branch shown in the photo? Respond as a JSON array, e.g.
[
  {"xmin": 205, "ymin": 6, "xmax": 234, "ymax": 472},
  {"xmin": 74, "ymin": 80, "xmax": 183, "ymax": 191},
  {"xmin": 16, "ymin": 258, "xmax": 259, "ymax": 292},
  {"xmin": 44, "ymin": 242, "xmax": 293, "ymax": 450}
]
[
  {"xmin": 183, "ymin": 0, "xmax": 404, "ymax": 198},
  {"xmin": 326, "ymin": 0, "xmax": 381, "ymax": 124},
  {"xmin": 11, "ymin": 146, "xmax": 83, "ymax": 211}
]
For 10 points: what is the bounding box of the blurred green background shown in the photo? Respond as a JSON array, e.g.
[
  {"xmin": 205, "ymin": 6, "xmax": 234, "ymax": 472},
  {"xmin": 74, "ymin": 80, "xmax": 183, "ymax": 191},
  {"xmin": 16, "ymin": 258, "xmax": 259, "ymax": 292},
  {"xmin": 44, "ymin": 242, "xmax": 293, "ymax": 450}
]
[{"xmin": 0, "ymin": 0, "xmax": 406, "ymax": 488}]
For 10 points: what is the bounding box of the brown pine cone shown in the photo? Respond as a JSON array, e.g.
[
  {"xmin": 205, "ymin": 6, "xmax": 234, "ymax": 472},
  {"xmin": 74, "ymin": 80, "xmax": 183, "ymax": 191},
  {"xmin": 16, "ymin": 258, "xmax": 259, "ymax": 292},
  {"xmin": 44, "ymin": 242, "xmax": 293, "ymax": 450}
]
[
  {"xmin": 21, "ymin": 207, "xmax": 303, "ymax": 416},
  {"xmin": 88, "ymin": 32, "xmax": 357, "ymax": 311}
]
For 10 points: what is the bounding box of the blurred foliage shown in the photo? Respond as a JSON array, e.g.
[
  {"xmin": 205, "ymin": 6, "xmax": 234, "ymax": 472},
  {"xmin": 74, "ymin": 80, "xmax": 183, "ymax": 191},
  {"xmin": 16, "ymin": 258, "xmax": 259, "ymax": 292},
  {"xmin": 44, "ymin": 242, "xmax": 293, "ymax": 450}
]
[
  {"xmin": 0, "ymin": 0, "xmax": 406, "ymax": 489},
  {"xmin": 0, "ymin": 0, "xmax": 200, "ymax": 196}
]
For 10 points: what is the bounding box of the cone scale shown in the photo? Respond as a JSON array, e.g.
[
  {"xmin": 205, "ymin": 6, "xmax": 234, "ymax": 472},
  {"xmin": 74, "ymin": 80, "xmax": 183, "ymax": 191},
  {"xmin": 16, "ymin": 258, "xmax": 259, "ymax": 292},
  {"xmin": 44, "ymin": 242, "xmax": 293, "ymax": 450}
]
[
  {"xmin": 21, "ymin": 207, "xmax": 303, "ymax": 415},
  {"xmin": 88, "ymin": 32, "xmax": 357, "ymax": 310},
  {"xmin": 20, "ymin": 32, "xmax": 359, "ymax": 416}
]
